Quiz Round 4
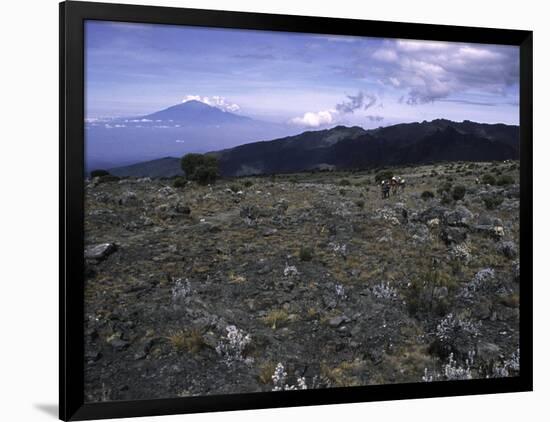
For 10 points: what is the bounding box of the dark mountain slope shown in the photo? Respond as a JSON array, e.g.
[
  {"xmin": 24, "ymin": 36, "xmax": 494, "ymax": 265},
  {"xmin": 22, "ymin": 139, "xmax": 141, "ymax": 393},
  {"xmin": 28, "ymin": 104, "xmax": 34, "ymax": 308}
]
[
  {"xmin": 106, "ymin": 119, "xmax": 519, "ymax": 178},
  {"xmin": 216, "ymin": 122, "xmax": 519, "ymax": 177}
]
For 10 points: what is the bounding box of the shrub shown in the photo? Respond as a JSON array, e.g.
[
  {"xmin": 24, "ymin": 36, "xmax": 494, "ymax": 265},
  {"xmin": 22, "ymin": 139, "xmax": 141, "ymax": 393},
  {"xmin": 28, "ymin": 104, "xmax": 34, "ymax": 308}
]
[
  {"xmin": 173, "ymin": 177, "xmax": 187, "ymax": 188},
  {"xmin": 437, "ymin": 181, "xmax": 453, "ymax": 194},
  {"xmin": 496, "ymin": 175, "xmax": 514, "ymax": 186},
  {"xmin": 181, "ymin": 153, "xmax": 219, "ymax": 184},
  {"xmin": 451, "ymin": 185, "xmax": 466, "ymax": 201},
  {"xmin": 440, "ymin": 192, "xmax": 452, "ymax": 205},
  {"xmin": 90, "ymin": 169, "xmax": 110, "ymax": 178},
  {"xmin": 339, "ymin": 189, "xmax": 347, "ymax": 196},
  {"xmin": 483, "ymin": 195, "xmax": 503, "ymax": 210},
  {"xmin": 96, "ymin": 175, "xmax": 120, "ymax": 184},
  {"xmin": 194, "ymin": 166, "xmax": 218, "ymax": 185},
  {"xmin": 339, "ymin": 179, "xmax": 351, "ymax": 186},
  {"xmin": 421, "ymin": 190, "xmax": 435, "ymax": 200},
  {"xmin": 481, "ymin": 174, "xmax": 496, "ymax": 185},
  {"xmin": 243, "ymin": 180, "xmax": 253, "ymax": 188},
  {"xmin": 229, "ymin": 183, "xmax": 242, "ymax": 193},
  {"xmin": 375, "ymin": 170, "xmax": 394, "ymax": 183},
  {"xmin": 355, "ymin": 199, "xmax": 365, "ymax": 209},
  {"xmin": 299, "ymin": 246, "xmax": 314, "ymax": 262}
]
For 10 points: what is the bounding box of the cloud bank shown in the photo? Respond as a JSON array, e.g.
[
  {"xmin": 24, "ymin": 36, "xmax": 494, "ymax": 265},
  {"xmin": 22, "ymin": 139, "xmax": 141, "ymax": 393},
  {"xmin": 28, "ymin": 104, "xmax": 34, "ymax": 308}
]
[{"xmin": 370, "ymin": 39, "xmax": 519, "ymax": 105}]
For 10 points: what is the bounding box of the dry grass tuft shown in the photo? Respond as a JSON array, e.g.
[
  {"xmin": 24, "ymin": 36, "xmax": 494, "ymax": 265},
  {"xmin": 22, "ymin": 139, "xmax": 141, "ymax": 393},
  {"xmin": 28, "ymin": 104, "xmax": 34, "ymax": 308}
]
[
  {"xmin": 262, "ymin": 309, "xmax": 289, "ymax": 329},
  {"xmin": 166, "ymin": 329, "xmax": 205, "ymax": 353}
]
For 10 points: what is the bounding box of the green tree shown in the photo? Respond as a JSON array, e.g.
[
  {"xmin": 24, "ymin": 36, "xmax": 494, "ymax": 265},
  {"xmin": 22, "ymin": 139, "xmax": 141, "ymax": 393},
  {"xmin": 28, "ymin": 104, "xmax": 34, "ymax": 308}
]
[{"xmin": 180, "ymin": 153, "xmax": 220, "ymax": 185}]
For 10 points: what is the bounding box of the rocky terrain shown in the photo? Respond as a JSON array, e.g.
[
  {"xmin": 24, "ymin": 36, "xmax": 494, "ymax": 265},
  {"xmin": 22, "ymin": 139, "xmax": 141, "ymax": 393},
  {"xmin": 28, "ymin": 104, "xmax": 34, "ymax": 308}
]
[{"xmin": 84, "ymin": 160, "xmax": 520, "ymax": 402}]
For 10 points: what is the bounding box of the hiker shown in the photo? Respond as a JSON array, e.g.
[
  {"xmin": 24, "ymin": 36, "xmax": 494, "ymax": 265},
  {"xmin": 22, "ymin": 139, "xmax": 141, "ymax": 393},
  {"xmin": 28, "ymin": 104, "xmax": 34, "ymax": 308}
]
[
  {"xmin": 381, "ymin": 180, "xmax": 390, "ymax": 199},
  {"xmin": 399, "ymin": 178, "xmax": 406, "ymax": 192},
  {"xmin": 390, "ymin": 176, "xmax": 400, "ymax": 196}
]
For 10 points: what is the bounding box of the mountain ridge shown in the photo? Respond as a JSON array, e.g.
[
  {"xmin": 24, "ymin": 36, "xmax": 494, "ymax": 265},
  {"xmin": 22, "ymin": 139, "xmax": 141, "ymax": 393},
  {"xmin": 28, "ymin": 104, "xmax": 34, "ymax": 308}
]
[{"xmin": 106, "ymin": 119, "xmax": 519, "ymax": 178}]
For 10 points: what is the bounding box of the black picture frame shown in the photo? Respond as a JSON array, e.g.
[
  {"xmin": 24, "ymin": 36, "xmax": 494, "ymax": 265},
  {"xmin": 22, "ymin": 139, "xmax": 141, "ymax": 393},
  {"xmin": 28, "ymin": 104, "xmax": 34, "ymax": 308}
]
[{"xmin": 60, "ymin": 1, "xmax": 533, "ymax": 420}]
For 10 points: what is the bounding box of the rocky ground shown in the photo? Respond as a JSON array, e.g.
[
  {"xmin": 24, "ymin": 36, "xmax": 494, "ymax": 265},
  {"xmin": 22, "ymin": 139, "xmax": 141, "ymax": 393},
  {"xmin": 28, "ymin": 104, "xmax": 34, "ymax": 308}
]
[{"xmin": 83, "ymin": 160, "xmax": 520, "ymax": 402}]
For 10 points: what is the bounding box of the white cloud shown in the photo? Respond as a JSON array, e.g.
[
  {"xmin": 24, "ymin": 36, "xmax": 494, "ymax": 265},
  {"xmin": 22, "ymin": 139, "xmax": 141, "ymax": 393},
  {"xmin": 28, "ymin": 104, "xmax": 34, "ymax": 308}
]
[
  {"xmin": 395, "ymin": 39, "xmax": 449, "ymax": 52},
  {"xmin": 182, "ymin": 95, "xmax": 241, "ymax": 112},
  {"xmin": 290, "ymin": 110, "xmax": 336, "ymax": 127},
  {"xmin": 369, "ymin": 40, "xmax": 519, "ymax": 105},
  {"xmin": 372, "ymin": 48, "xmax": 398, "ymax": 62}
]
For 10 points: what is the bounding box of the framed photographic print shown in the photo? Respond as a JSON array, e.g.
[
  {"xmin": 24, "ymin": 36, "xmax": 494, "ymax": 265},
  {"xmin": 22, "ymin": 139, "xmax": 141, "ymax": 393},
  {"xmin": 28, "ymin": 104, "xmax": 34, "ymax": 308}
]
[{"xmin": 60, "ymin": 1, "xmax": 533, "ymax": 420}]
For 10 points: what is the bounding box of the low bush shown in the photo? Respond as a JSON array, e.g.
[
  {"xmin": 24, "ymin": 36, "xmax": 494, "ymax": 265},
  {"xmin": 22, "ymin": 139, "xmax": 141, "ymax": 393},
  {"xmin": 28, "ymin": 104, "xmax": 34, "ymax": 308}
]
[
  {"xmin": 90, "ymin": 169, "xmax": 110, "ymax": 178},
  {"xmin": 451, "ymin": 185, "xmax": 466, "ymax": 201},
  {"xmin": 483, "ymin": 195, "xmax": 503, "ymax": 210},
  {"xmin": 173, "ymin": 177, "xmax": 187, "ymax": 188},
  {"xmin": 437, "ymin": 181, "xmax": 453, "ymax": 195},
  {"xmin": 299, "ymin": 246, "xmax": 314, "ymax": 262},
  {"xmin": 496, "ymin": 175, "xmax": 514, "ymax": 186},
  {"xmin": 481, "ymin": 174, "xmax": 496, "ymax": 185},
  {"xmin": 421, "ymin": 190, "xmax": 435, "ymax": 200}
]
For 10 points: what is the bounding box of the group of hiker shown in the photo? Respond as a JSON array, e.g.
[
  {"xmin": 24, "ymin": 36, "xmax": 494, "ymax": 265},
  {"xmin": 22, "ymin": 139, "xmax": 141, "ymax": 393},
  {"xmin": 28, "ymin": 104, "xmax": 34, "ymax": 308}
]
[{"xmin": 380, "ymin": 176, "xmax": 406, "ymax": 199}]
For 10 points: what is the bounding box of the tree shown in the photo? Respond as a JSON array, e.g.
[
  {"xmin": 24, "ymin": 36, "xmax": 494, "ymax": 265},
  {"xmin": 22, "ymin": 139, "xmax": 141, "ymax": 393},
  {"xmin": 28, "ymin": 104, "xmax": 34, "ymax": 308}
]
[
  {"xmin": 180, "ymin": 153, "xmax": 219, "ymax": 185},
  {"xmin": 375, "ymin": 170, "xmax": 394, "ymax": 183},
  {"xmin": 90, "ymin": 169, "xmax": 110, "ymax": 178}
]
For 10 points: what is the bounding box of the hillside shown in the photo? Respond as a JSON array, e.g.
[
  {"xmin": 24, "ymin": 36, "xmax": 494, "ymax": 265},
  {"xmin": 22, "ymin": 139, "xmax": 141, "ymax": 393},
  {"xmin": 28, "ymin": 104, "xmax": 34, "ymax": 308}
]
[{"xmin": 84, "ymin": 160, "xmax": 520, "ymax": 401}]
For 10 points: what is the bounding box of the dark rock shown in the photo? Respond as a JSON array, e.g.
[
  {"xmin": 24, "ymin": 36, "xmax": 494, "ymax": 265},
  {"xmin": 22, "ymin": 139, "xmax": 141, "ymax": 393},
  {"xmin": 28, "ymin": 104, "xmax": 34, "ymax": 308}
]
[
  {"xmin": 478, "ymin": 214, "xmax": 503, "ymax": 227},
  {"xmin": 439, "ymin": 226, "xmax": 468, "ymax": 245},
  {"xmin": 444, "ymin": 206, "xmax": 473, "ymax": 227},
  {"xmin": 257, "ymin": 264, "xmax": 272, "ymax": 275},
  {"xmin": 506, "ymin": 184, "xmax": 520, "ymax": 199},
  {"xmin": 85, "ymin": 349, "xmax": 102, "ymax": 362},
  {"xmin": 262, "ymin": 228, "xmax": 278, "ymax": 237},
  {"xmin": 118, "ymin": 191, "xmax": 138, "ymax": 206},
  {"xmin": 134, "ymin": 338, "xmax": 156, "ymax": 360},
  {"xmin": 174, "ymin": 203, "xmax": 191, "ymax": 215},
  {"xmin": 418, "ymin": 206, "xmax": 450, "ymax": 224},
  {"xmin": 329, "ymin": 315, "xmax": 350, "ymax": 328},
  {"xmin": 109, "ymin": 338, "xmax": 129, "ymax": 352},
  {"xmin": 497, "ymin": 241, "xmax": 518, "ymax": 259}
]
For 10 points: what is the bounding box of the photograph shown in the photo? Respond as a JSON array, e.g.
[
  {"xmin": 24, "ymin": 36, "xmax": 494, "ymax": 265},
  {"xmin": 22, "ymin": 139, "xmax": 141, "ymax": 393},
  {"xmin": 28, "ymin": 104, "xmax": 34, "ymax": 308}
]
[{"xmin": 83, "ymin": 20, "xmax": 521, "ymax": 402}]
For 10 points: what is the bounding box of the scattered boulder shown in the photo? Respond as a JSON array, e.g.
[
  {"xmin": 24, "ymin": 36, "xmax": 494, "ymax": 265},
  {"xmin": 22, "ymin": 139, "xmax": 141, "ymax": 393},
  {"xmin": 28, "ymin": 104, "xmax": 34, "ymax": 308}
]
[
  {"xmin": 262, "ymin": 228, "xmax": 278, "ymax": 237},
  {"xmin": 85, "ymin": 243, "xmax": 117, "ymax": 261},
  {"xmin": 328, "ymin": 315, "xmax": 350, "ymax": 328},
  {"xmin": 440, "ymin": 226, "xmax": 468, "ymax": 245},
  {"xmin": 418, "ymin": 206, "xmax": 450, "ymax": 224},
  {"xmin": 118, "ymin": 191, "xmax": 138, "ymax": 206},
  {"xmin": 107, "ymin": 333, "xmax": 129, "ymax": 352},
  {"xmin": 444, "ymin": 206, "xmax": 473, "ymax": 227},
  {"xmin": 497, "ymin": 240, "xmax": 518, "ymax": 259}
]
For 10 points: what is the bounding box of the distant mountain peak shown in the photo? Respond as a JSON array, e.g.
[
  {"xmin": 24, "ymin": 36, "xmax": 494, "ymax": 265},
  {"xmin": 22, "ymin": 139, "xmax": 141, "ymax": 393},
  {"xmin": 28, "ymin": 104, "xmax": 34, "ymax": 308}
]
[
  {"xmin": 178, "ymin": 99, "xmax": 217, "ymax": 110},
  {"xmin": 140, "ymin": 100, "xmax": 250, "ymax": 123}
]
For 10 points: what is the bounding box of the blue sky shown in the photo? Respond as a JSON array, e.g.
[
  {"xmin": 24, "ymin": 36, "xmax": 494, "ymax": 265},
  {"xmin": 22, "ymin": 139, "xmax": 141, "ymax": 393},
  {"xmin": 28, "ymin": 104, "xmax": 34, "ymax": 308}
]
[{"xmin": 85, "ymin": 20, "xmax": 520, "ymax": 128}]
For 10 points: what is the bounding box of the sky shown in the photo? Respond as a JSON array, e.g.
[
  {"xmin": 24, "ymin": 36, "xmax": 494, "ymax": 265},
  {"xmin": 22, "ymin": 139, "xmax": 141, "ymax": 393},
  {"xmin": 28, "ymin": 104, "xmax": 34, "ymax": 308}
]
[{"xmin": 85, "ymin": 20, "xmax": 520, "ymax": 128}]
